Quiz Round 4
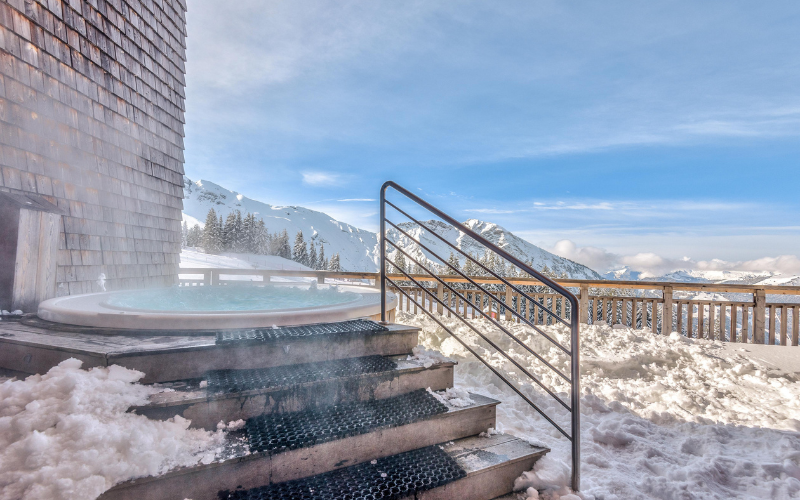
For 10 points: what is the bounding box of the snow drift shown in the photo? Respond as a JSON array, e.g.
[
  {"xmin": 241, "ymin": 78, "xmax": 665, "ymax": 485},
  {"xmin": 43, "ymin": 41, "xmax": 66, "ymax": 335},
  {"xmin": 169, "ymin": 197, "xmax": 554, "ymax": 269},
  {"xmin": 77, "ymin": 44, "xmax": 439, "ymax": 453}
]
[
  {"xmin": 0, "ymin": 360, "xmax": 224, "ymax": 500},
  {"xmin": 399, "ymin": 311, "xmax": 800, "ymax": 499}
]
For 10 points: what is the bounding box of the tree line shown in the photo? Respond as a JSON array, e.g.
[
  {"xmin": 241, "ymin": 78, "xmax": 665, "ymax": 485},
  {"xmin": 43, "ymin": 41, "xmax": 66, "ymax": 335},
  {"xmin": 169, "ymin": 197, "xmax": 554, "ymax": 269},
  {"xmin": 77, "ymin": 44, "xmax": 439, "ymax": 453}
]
[{"xmin": 182, "ymin": 208, "xmax": 341, "ymax": 271}]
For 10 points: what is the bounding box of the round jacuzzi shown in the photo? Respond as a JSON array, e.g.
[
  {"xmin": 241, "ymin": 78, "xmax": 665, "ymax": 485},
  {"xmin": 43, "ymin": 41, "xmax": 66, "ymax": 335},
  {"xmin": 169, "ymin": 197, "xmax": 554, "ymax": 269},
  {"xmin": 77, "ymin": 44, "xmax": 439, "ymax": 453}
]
[{"xmin": 37, "ymin": 284, "xmax": 397, "ymax": 330}]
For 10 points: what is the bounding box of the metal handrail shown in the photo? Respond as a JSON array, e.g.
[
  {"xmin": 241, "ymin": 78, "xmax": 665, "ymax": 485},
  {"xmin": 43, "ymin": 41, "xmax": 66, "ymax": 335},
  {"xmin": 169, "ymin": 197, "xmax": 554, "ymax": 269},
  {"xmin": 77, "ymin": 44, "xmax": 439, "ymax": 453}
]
[{"xmin": 380, "ymin": 181, "xmax": 581, "ymax": 491}]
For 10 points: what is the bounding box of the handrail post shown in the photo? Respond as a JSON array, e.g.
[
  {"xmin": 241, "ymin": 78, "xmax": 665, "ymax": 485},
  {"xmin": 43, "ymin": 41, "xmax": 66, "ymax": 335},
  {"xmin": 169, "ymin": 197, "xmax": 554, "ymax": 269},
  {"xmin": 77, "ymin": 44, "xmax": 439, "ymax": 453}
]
[
  {"xmin": 436, "ymin": 282, "xmax": 444, "ymax": 315},
  {"xmin": 570, "ymin": 295, "xmax": 581, "ymax": 492},
  {"xmin": 661, "ymin": 286, "xmax": 673, "ymax": 335},
  {"xmin": 754, "ymin": 289, "xmax": 766, "ymax": 344},
  {"xmin": 380, "ymin": 184, "xmax": 388, "ymax": 322}
]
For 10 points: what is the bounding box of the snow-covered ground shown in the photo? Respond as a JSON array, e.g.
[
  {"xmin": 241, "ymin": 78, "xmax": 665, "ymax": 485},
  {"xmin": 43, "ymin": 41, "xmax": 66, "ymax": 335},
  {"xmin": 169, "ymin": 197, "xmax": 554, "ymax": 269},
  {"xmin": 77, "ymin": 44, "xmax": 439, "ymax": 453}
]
[
  {"xmin": 0, "ymin": 360, "xmax": 227, "ymax": 500},
  {"xmin": 398, "ymin": 311, "xmax": 800, "ymax": 500},
  {"xmin": 180, "ymin": 248, "xmax": 310, "ymax": 272}
]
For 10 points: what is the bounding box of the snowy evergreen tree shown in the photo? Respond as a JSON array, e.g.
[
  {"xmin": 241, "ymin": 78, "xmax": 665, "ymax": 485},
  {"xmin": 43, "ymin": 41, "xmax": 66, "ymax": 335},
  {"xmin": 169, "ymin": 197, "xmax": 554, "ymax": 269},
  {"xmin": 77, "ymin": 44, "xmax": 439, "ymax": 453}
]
[
  {"xmin": 202, "ymin": 209, "xmax": 221, "ymax": 254},
  {"xmin": 318, "ymin": 244, "xmax": 326, "ymax": 271},
  {"xmin": 463, "ymin": 253, "xmax": 478, "ymax": 276},
  {"xmin": 394, "ymin": 250, "xmax": 406, "ymax": 274},
  {"xmin": 181, "ymin": 221, "xmax": 188, "ymax": 248},
  {"xmin": 274, "ymin": 229, "xmax": 291, "ymax": 259},
  {"xmin": 223, "ymin": 212, "xmax": 237, "ymax": 251},
  {"xmin": 254, "ymin": 219, "xmax": 269, "ymax": 255},
  {"xmin": 328, "ymin": 253, "xmax": 341, "ymax": 272},
  {"xmin": 293, "ymin": 231, "xmax": 309, "ymax": 267},
  {"xmin": 187, "ymin": 225, "xmax": 202, "ymax": 247},
  {"xmin": 446, "ymin": 252, "xmax": 461, "ymax": 274},
  {"xmin": 308, "ymin": 242, "xmax": 318, "ymax": 270},
  {"xmin": 233, "ymin": 211, "xmax": 244, "ymax": 252}
]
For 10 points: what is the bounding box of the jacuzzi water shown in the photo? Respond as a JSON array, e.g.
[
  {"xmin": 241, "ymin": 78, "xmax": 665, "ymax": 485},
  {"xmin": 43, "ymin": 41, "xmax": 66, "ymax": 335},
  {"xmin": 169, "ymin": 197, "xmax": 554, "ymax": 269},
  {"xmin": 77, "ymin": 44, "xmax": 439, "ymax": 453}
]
[{"xmin": 103, "ymin": 285, "xmax": 360, "ymax": 312}]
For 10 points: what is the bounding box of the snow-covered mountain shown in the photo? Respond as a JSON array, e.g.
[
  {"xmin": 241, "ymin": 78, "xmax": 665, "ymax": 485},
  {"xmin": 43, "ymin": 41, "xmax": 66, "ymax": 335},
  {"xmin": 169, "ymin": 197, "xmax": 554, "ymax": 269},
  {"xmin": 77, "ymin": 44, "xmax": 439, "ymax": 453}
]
[
  {"xmin": 182, "ymin": 177, "xmax": 379, "ymax": 272},
  {"xmin": 387, "ymin": 219, "xmax": 602, "ymax": 280},
  {"xmin": 182, "ymin": 177, "xmax": 603, "ymax": 278},
  {"xmin": 601, "ymin": 266, "xmax": 793, "ymax": 286}
]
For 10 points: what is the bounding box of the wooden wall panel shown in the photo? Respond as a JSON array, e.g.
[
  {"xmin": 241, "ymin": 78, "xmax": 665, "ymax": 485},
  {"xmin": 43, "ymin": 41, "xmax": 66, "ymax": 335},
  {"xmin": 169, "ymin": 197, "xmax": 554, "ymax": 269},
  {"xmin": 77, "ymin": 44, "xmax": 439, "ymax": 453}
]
[{"xmin": 0, "ymin": 0, "xmax": 188, "ymax": 296}]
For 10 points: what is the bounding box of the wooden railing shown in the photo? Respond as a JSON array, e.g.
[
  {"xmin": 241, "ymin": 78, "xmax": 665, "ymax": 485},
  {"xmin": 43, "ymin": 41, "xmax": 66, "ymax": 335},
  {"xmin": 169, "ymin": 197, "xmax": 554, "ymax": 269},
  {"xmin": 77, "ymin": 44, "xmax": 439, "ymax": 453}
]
[{"xmin": 178, "ymin": 269, "xmax": 800, "ymax": 346}]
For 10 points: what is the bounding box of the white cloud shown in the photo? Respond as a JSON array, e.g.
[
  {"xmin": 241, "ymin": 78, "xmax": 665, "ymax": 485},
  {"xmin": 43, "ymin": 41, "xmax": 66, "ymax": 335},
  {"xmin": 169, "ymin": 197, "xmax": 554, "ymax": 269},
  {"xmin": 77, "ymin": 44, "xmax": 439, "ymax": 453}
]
[
  {"xmin": 302, "ymin": 171, "xmax": 343, "ymax": 186},
  {"xmin": 551, "ymin": 240, "xmax": 619, "ymax": 272},
  {"xmin": 549, "ymin": 239, "xmax": 800, "ymax": 277},
  {"xmin": 464, "ymin": 208, "xmax": 517, "ymax": 214}
]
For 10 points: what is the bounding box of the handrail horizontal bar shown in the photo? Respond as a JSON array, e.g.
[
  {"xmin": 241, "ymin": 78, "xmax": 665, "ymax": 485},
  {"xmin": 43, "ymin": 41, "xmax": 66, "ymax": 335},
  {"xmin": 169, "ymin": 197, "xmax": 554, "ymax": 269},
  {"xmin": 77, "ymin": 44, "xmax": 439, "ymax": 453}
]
[
  {"xmin": 386, "ymin": 257, "xmax": 573, "ymax": 409},
  {"xmin": 387, "ymin": 276, "xmax": 573, "ymax": 440}
]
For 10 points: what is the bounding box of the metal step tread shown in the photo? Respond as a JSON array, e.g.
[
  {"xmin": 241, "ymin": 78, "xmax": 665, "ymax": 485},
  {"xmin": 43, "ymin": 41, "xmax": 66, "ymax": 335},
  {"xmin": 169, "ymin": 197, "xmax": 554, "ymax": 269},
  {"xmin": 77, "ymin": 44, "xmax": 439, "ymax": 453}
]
[
  {"xmin": 207, "ymin": 355, "xmax": 398, "ymax": 394},
  {"xmin": 219, "ymin": 434, "xmax": 548, "ymax": 500},
  {"xmin": 215, "ymin": 319, "xmax": 389, "ymax": 345},
  {"xmin": 101, "ymin": 393, "xmax": 499, "ymax": 500},
  {"xmin": 219, "ymin": 444, "xmax": 464, "ymax": 500},
  {"xmin": 245, "ymin": 389, "xmax": 448, "ymax": 454}
]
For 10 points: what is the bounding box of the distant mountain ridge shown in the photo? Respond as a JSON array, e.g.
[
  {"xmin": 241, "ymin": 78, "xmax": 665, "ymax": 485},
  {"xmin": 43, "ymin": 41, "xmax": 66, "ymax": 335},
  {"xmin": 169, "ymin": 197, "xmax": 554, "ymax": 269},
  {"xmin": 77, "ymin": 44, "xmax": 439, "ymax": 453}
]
[
  {"xmin": 181, "ymin": 177, "xmax": 606, "ymax": 278},
  {"xmin": 388, "ymin": 219, "xmax": 602, "ymax": 280}
]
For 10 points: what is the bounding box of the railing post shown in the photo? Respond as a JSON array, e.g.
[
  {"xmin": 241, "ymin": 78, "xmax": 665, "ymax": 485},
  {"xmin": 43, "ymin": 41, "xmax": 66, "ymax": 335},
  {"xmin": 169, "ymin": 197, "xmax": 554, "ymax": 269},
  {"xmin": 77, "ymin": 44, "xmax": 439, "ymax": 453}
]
[
  {"xmin": 661, "ymin": 286, "xmax": 673, "ymax": 335},
  {"xmin": 579, "ymin": 285, "xmax": 589, "ymax": 324},
  {"xmin": 437, "ymin": 282, "xmax": 444, "ymax": 315},
  {"xmin": 380, "ymin": 184, "xmax": 388, "ymax": 322},
  {"xmin": 754, "ymin": 289, "xmax": 766, "ymax": 344}
]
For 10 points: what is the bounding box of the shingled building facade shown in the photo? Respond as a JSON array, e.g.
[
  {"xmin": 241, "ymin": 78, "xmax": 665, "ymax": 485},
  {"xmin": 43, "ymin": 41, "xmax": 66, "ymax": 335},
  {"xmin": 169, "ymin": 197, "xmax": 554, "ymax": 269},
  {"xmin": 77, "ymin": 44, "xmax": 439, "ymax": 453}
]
[{"xmin": 0, "ymin": 0, "xmax": 188, "ymax": 298}]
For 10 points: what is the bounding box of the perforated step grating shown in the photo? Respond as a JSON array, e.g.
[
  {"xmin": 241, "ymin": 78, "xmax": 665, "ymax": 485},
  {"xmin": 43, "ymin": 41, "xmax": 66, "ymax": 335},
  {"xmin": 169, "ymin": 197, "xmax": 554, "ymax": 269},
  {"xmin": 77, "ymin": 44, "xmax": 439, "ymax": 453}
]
[
  {"xmin": 206, "ymin": 355, "xmax": 398, "ymax": 394},
  {"xmin": 245, "ymin": 389, "xmax": 449, "ymax": 454},
  {"xmin": 215, "ymin": 319, "xmax": 389, "ymax": 345},
  {"xmin": 218, "ymin": 444, "xmax": 466, "ymax": 500}
]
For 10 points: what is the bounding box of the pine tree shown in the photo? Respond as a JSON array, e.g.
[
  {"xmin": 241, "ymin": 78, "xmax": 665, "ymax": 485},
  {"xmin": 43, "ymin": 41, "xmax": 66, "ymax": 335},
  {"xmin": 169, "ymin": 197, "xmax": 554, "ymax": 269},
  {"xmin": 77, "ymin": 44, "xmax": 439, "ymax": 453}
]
[
  {"xmin": 446, "ymin": 252, "xmax": 460, "ymax": 274},
  {"xmin": 223, "ymin": 212, "xmax": 237, "ymax": 251},
  {"xmin": 218, "ymin": 215, "xmax": 225, "ymax": 251},
  {"xmin": 463, "ymin": 253, "xmax": 478, "ymax": 276},
  {"xmin": 394, "ymin": 250, "xmax": 406, "ymax": 274},
  {"xmin": 328, "ymin": 253, "xmax": 341, "ymax": 272},
  {"xmin": 293, "ymin": 231, "xmax": 308, "ymax": 266},
  {"xmin": 277, "ymin": 229, "xmax": 291, "ymax": 259},
  {"xmin": 187, "ymin": 225, "xmax": 201, "ymax": 247},
  {"xmin": 254, "ymin": 219, "xmax": 269, "ymax": 255},
  {"xmin": 181, "ymin": 221, "xmax": 188, "ymax": 248},
  {"xmin": 308, "ymin": 242, "xmax": 318, "ymax": 270},
  {"xmin": 202, "ymin": 209, "xmax": 220, "ymax": 254},
  {"xmin": 234, "ymin": 211, "xmax": 244, "ymax": 252},
  {"xmin": 317, "ymin": 244, "xmax": 326, "ymax": 271}
]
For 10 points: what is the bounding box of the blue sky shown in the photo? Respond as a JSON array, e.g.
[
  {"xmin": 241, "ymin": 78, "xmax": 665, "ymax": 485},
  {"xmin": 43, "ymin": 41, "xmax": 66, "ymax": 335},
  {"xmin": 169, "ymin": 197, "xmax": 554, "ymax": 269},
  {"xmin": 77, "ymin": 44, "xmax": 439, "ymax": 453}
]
[{"xmin": 182, "ymin": 1, "xmax": 800, "ymax": 275}]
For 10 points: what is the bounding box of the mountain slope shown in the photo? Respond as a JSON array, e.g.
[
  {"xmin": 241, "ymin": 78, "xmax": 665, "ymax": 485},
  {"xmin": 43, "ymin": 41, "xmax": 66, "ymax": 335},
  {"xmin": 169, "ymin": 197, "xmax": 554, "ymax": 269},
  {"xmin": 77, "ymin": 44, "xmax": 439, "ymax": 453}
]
[
  {"xmin": 387, "ymin": 219, "xmax": 602, "ymax": 279},
  {"xmin": 182, "ymin": 177, "xmax": 602, "ymax": 278},
  {"xmin": 182, "ymin": 178, "xmax": 379, "ymax": 272}
]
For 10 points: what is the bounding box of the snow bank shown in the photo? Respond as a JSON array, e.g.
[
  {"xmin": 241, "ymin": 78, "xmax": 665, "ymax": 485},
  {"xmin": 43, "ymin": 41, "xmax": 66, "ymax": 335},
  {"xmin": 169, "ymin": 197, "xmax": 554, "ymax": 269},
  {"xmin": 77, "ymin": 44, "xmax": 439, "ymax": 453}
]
[
  {"xmin": 0, "ymin": 360, "xmax": 225, "ymax": 500},
  {"xmin": 398, "ymin": 311, "xmax": 800, "ymax": 499}
]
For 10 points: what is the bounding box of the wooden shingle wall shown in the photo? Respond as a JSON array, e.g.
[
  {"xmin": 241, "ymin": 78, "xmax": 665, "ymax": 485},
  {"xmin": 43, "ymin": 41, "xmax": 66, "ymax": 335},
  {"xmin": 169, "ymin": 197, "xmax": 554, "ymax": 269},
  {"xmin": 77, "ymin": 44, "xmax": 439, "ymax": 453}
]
[{"xmin": 0, "ymin": 0, "xmax": 187, "ymax": 295}]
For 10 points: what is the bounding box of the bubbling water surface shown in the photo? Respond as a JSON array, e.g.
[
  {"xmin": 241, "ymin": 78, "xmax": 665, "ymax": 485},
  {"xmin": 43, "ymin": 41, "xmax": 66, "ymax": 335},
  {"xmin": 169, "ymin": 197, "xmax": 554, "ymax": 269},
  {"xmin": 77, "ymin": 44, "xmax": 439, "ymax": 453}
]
[{"xmin": 103, "ymin": 285, "xmax": 360, "ymax": 312}]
